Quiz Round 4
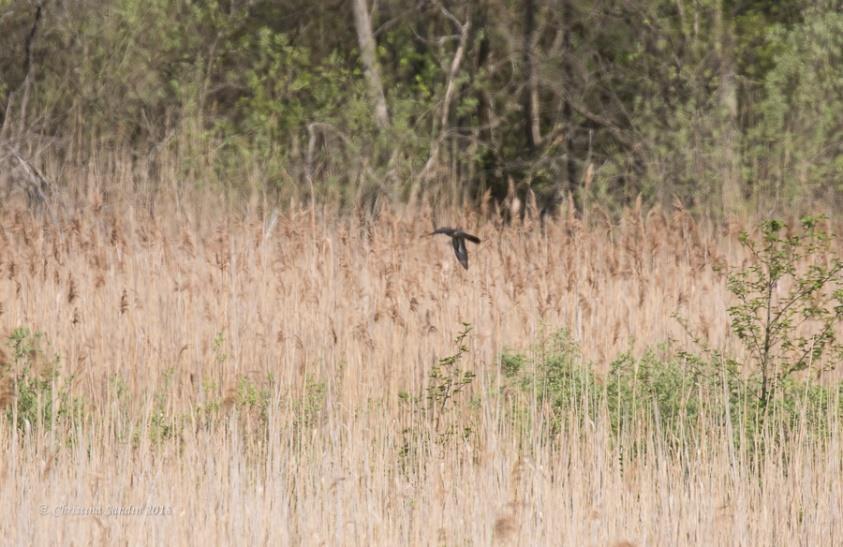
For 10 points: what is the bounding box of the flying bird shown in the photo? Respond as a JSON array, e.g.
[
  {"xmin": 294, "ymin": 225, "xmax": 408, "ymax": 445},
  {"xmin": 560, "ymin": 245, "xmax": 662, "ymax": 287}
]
[{"xmin": 427, "ymin": 227, "xmax": 481, "ymax": 270}]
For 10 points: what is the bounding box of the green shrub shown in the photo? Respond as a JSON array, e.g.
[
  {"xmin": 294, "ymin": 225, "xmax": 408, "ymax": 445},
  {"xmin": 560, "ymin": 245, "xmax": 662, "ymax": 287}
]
[
  {"xmin": 397, "ymin": 323, "xmax": 477, "ymax": 470},
  {"xmin": 725, "ymin": 216, "xmax": 843, "ymax": 407},
  {"xmin": 500, "ymin": 330, "xmax": 841, "ymax": 451},
  {"xmin": 426, "ymin": 323, "xmax": 476, "ymax": 428},
  {"xmin": 2, "ymin": 327, "xmax": 83, "ymax": 433}
]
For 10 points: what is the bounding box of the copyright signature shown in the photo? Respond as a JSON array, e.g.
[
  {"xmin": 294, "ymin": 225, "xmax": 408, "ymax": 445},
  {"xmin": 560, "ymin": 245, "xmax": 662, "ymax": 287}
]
[{"xmin": 38, "ymin": 504, "xmax": 174, "ymax": 517}]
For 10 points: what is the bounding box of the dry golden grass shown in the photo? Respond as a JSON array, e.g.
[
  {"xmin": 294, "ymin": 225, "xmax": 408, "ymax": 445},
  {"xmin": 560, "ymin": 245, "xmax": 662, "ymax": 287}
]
[{"xmin": 0, "ymin": 174, "xmax": 841, "ymax": 545}]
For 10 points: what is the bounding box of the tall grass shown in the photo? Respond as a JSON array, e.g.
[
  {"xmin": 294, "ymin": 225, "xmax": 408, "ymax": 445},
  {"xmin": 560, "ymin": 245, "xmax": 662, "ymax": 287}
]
[{"xmin": 0, "ymin": 157, "xmax": 841, "ymax": 545}]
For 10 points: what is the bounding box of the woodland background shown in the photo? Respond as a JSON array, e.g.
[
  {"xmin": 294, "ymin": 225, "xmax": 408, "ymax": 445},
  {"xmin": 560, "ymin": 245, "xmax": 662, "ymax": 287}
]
[{"xmin": 1, "ymin": 0, "xmax": 841, "ymax": 213}]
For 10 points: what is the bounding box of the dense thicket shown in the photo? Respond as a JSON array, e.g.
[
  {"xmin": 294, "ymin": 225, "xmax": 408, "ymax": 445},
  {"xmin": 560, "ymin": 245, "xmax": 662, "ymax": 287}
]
[{"xmin": 1, "ymin": 0, "xmax": 841, "ymax": 212}]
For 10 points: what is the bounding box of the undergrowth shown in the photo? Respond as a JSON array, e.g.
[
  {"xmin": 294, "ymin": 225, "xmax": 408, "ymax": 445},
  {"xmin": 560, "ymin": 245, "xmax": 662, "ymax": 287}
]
[{"xmin": 500, "ymin": 329, "xmax": 842, "ymax": 456}]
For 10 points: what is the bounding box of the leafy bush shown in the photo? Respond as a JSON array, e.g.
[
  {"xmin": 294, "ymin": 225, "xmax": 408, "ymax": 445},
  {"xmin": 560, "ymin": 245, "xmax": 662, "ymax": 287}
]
[{"xmin": 726, "ymin": 216, "xmax": 843, "ymax": 406}]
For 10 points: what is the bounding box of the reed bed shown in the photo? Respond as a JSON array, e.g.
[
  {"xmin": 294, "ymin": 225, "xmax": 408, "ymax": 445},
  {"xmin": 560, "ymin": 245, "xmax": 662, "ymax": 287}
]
[{"xmin": 0, "ymin": 178, "xmax": 840, "ymax": 545}]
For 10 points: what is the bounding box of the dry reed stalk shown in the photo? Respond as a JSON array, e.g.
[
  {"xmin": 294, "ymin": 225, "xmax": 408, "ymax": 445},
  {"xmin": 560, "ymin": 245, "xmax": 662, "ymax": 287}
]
[{"xmin": 0, "ymin": 170, "xmax": 841, "ymax": 545}]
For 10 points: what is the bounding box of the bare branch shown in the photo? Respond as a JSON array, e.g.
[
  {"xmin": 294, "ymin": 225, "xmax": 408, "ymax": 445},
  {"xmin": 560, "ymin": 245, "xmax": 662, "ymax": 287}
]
[{"xmin": 414, "ymin": 9, "xmax": 472, "ymax": 189}]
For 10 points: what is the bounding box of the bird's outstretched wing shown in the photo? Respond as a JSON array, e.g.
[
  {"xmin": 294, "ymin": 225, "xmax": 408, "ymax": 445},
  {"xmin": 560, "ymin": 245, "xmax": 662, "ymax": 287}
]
[
  {"xmin": 429, "ymin": 227, "xmax": 457, "ymax": 237},
  {"xmin": 452, "ymin": 237, "xmax": 469, "ymax": 269},
  {"xmin": 459, "ymin": 231, "xmax": 481, "ymax": 244}
]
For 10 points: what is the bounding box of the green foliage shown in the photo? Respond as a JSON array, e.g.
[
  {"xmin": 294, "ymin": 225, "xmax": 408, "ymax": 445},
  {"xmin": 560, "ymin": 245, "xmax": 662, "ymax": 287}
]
[
  {"xmin": 397, "ymin": 323, "xmax": 477, "ymax": 469},
  {"xmin": 2, "ymin": 328, "xmax": 82, "ymax": 433},
  {"xmin": 294, "ymin": 376, "xmax": 326, "ymax": 431},
  {"xmin": 747, "ymin": 10, "xmax": 843, "ymax": 202},
  {"xmin": 212, "ymin": 331, "xmax": 227, "ymax": 365},
  {"xmin": 148, "ymin": 367, "xmax": 179, "ymax": 444},
  {"xmin": 607, "ymin": 350, "xmax": 709, "ymax": 436},
  {"xmin": 501, "ymin": 330, "xmax": 842, "ymax": 450},
  {"xmin": 189, "ymin": 372, "xmax": 276, "ymax": 441},
  {"xmin": 2, "ymin": 0, "xmax": 842, "ymax": 209},
  {"xmin": 726, "ymin": 216, "xmax": 843, "ymax": 405},
  {"xmin": 426, "ymin": 323, "xmax": 476, "ymax": 427},
  {"xmin": 235, "ymin": 375, "xmax": 273, "ymax": 417},
  {"xmin": 501, "ymin": 331, "xmax": 606, "ymax": 437},
  {"xmin": 500, "ymin": 352, "xmax": 525, "ymax": 380}
]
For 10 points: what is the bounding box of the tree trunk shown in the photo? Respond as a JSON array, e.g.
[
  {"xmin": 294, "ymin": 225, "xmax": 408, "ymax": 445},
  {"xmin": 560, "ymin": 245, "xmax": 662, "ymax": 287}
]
[
  {"xmin": 351, "ymin": 0, "xmax": 390, "ymax": 130},
  {"xmin": 522, "ymin": 0, "xmax": 540, "ymax": 152},
  {"xmin": 716, "ymin": 1, "xmax": 741, "ymax": 216},
  {"xmin": 561, "ymin": 0, "xmax": 577, "ymax": 199}
]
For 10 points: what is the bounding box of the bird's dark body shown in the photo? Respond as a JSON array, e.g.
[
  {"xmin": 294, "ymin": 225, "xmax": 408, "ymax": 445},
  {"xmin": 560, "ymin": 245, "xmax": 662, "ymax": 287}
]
[{"xmin": 428, "ymin": 227, "xmax": 481, "ymax": 269}]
